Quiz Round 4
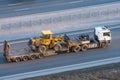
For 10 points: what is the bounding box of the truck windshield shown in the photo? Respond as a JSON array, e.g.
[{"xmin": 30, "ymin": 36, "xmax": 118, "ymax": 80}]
[{"xmin": 103, "ymin": 32, "xmax": 110, "ymax": 36}]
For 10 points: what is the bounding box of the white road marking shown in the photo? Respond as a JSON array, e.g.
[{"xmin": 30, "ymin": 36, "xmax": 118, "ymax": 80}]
[
  {"xmin": 9, "ymin": 40, "xmax": 29, "ymax": 44},
  {"xmin": 11, "ymin": 0, "xmax": 99, "ymax": 12},
  {"xmin": 12, "ymin": 0, "xmax": 73, "ymax": 12},
  {"xmin": 14, "ymin": 8, "xmax": 30, "ymax": 11},
  {"xmin": 7, "ymin": 3, "xmax": 22, "ymax": 6},
  {"xmin": 0, "ymin": 56, "xmax": 120, "ymax": 80},
  {"xmin": 0, "ymin": 40, "xmax": 29, "ymax": 46},
  {"xmin": 110, "ymin": 25, "xmax": 120, "ymax": 29},
  {"xmin": 69, "ymin": 0, "xmax": 87, "ymax": 4}
]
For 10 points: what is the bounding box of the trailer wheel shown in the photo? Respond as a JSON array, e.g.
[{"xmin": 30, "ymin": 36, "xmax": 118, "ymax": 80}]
[
  {"xmin": 54, "ymin": 44, "xmax": 62, "ymax": 51},
  {"xmin": 22, "ymin": 56, "xmax": 28, "ymax": 61},
  {"xmin": 30, "ymin": 55, "xmax": 36, "ymax": 60},
  {"xmin": 81, "ymin": 45, "xmax": 88, "ymax": 51},
  {"xmin": 14, "ymin": 57, "xmax": 21, "ymax": 62},
  {"xmin": 39, "ymin": 45, "xmax": 46, "ymax": 53},
  {"xmin": 38, "ymin": 54, "xmax": 42, "ymax": 59},
  {"xmin": 72, "ymin": 46, "xmax": 80, "ymax": 53}
]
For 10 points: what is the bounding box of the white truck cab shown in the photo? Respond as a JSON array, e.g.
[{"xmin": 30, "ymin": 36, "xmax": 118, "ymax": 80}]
[{"xmin": 94, "ymin": 26, "xmax": 111, "ymax": 47}]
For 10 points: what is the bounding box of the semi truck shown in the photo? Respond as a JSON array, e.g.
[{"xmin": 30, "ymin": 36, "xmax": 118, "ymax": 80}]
[{"xmin": 3, "ymin": 26, "xmax": 111, "ymax": 62}]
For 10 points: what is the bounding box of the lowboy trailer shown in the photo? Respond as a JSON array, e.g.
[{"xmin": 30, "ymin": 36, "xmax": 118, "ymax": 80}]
[{"xmin": 3, "ymin": 26, "xmax": 111, "ymax": 62}]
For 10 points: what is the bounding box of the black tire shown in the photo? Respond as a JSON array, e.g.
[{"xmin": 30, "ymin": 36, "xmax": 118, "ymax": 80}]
[
  {"xmin": 81, "ymin": 45, "xmax": 88, "ymax": 51},
  {"xmin": 22, "ymin": 56, "xmax": 28, "ymax": 61},
  {"xmin": 108, "ymin": 40, "xmax": 111, "ymax": 45},
  {"xmin": 39, "ymin": 45, "xmax": 46, "ymax": 53},
  {"xmin": 72, "ymin": 46, "xmax": 81, "ymax": 53},
  {"xmin": 30, "ymin": 55, "xmax": 36, "ymax": 60},
  {"xmin": 38, "ymin": 54, "xmax": 42, "ymax": 59},
  {"xmin": 101, "ymin": 42, "xmax": 108, "ymax": 48},
  {"xmin": 54, "ymin": 44, "xmax": 62, "ymax": 51},
  {"xmin": 14, "ymin": 57, "xmax": 21, "ymax": 62}
]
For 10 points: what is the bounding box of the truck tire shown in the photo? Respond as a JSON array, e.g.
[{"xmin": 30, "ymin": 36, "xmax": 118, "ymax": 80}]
[
  {"xmin": 22, "ymin": 56, "xmax": 28, "ymax": 61},
  {"xmin": 81, "ymin": 45, "xmax": 88, "ymax": 51},
  {"xmin": 30, "ymin": 55, "xmax": 36, "ymax": 60},
  {"xmin": 39, "ymin": 45, "xmax": 46, "ymax": 53},
  {"xmin": 54, "ymin": 44, "xmax": 62, "ymax": 51},
  {"xmin": 72, "ymin": 46, "xmax": 80, "ymax": 53},
  {"xmin": 14, "ymin": 57, "xmax": 21, "ymax": 62},
  {"xmin": 101, "ymin": 42, "xmax": 108, "ymax": 48}
]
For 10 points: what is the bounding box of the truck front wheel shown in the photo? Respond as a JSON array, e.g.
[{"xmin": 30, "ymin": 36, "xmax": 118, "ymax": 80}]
[{"xmin": 101, "ymin": 42, "xmax": 108, "ymax": 48}]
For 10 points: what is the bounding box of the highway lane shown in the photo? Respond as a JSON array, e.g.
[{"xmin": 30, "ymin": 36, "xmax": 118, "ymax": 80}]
[
  {"xmin": 0, "ymin": 0, "xmax": 119, "ymax": 18},
  {"xmin": 0, "ymin": 27, "xmax": 120, "ymax": 77},
  {"xmin": 0, "ymin": 0, "xmax": 62, "ymax": 7}
]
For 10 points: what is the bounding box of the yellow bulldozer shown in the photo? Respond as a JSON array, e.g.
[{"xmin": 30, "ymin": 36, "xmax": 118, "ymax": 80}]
[
  {"xmin": 29, "ymin": 30, "xmax": 82, "ymax": 54},
  {"xmin": 29, "ymin": 30, "xmax": 64, "ymax": 53}
]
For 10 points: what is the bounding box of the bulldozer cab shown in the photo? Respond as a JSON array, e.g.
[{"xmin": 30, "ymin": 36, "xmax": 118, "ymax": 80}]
[
  {"xmin": 39, "ymin": 30, "xmax": 53, "ymax": 46},
  {"xmin": 41, "ymin": 30, "xmax": 53, "ymax": 39}
]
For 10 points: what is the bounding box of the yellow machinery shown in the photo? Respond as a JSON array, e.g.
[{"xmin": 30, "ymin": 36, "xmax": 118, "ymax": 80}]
[
  {"xmin": 30, "ymin": 30, "xmax": 84, "ymax": 54},
  {"xmin": 30, "ymin": 30, "xmax": 63, "ymax": 53}
]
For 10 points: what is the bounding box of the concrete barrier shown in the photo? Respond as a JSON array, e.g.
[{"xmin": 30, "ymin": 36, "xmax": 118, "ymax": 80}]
[{"xmin": 0, "ymin": 2, "xmax": 120, "ymax": 41}]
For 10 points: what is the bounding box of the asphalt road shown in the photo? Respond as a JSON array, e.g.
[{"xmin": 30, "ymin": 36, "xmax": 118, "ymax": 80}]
[
  {"xmin": 0, "ymin": 0, "xmax": 119, "ymax": 18},
  {"xmin": 0, "ymin": 27, "xmax": 119, "ymax": 77}
]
